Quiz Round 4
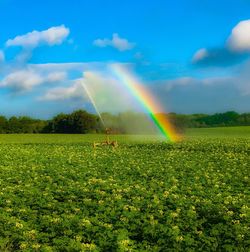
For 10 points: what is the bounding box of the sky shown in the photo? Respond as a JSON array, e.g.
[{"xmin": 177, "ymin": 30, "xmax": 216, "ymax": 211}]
[{"xmin": 0, "ymin": 0, "xmax": 250, "ymax": 118}]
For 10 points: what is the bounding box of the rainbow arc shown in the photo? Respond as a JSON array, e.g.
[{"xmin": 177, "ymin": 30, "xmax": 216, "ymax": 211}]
[{"xmin": 110, "ymin": 64, "xmax": 180, "ymax": 142}]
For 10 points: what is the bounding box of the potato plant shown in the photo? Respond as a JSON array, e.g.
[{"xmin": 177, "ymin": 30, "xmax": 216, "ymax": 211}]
[{"xmin": 0, "ymin": 135, "xmax": 249, "ymax": 251}]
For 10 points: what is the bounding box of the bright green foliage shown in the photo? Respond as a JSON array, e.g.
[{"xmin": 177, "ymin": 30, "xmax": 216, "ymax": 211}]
[{"xmin": 0, "ymin": 134, "xmax": 249, "ymax": 251}]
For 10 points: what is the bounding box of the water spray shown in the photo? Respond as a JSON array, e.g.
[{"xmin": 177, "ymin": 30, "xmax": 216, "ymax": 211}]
[
  {"xmin": 81, "ymin": 79, "xmax": 118, "ymax": 148},
  {"xmin": 81, "ymin": 65, "xmax": 180, "ymax": 145},
  {"xmin": 81, "ymin": 80, "xmax": 105, "ymax": 128}
]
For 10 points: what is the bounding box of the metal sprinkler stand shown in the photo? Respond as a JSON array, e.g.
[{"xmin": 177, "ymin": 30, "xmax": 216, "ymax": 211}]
[
  {"xmin": 93, "ymin": 127, "xmax": 118, "ymax": 148},
  {"xmin": 105, "ymin": 127, "xmax": 111, "ymax": 144}
]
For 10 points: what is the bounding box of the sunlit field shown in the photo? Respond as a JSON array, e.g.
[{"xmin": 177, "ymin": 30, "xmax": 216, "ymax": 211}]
[{"xmin": 0, "ymin": 127, "xmax": 249, "ymax": 251}]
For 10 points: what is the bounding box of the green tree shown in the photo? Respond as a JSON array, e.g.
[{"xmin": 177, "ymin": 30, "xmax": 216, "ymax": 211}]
[
  {"xmin": 0, "ymin": 116, "xmax": 7, "ymax": 133},
  {"xmin": 49, "ymin": 110, "xmax": 98, "ymax": 134},
  {"xmin": 69, "ymin": 110, "xmax": 98, "ymax": 133}
]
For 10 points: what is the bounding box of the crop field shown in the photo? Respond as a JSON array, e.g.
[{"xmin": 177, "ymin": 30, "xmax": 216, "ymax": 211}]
[{"xmin": 0, "ymin": 127, "xmax": 249, "ymax": 251}]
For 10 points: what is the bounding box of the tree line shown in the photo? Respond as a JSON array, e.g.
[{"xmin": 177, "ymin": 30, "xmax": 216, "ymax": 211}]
[
  {"xmin": 0, "ymin": 110, "xmax": 98, "ymax": 134},
  {"xmin": 0, "ymin": 110, "xmax": 249, "ymax": 134}
]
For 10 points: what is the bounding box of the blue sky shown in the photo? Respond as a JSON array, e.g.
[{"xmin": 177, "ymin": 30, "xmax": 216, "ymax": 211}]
[{"xmin": 0, "ymin": 0, "xmax": 250, "ymax": 118}]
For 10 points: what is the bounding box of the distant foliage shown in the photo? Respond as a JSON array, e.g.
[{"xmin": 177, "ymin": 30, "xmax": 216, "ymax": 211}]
[
  {"xmin": 0, "ymin": 110, "xmax": 99, "ymax": 134},
  {"xmin": 168, "ymin": 111, "xmax": 250, "ymax": 129},
  {"xmin": 0, "ymin": 110, "xmax": 250, "ymax": 133},
  {"xmin": 0, "ymin": 116, "xmax": 46, "ymax": 133}
]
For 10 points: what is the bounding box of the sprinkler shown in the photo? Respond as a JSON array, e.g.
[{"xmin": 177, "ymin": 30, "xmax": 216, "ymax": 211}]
[{"xmin": 93, "ymin": 127, "xmax": 118, "ymax": 148}]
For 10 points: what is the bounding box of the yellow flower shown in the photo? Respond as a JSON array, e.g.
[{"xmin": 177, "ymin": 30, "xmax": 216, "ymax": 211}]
[
  {"xmin": 196, "ymin": 230, "xmax": 203, "ymax": 236},
  {"xmin": 75, "ymin": 235, "xmax": 82, "ymax": 242},
  {"xmin": 15, "ymin": 222, "xmax": 23, "ymax": 229},
  {"xmin": 227, "ymin": 211, "xmax": 234, "ymax": 216},
  {"xmin": 51, "ymin": 217, "xmax": 60, "ymax": 223},
  {"xmin": 81, "ymin": 243, "xmax": 96, "ymax": 250},
  {"xmin": 32, "ymin": 243, "xmax": 41, "ymax": 249},
  {"xmin": 170, "ymin": 212, "xmax": 179, "ymax": 218},
  {"xmin": 81, "ymin": 218, "xmax": 91, "ymax": 226},
  {"xmin": 176, "ymin": 236, "xmax": 184, "ymax": 242},
  {"xmin": 26, "ymin": 230, "xmax": 36, "ymax": 239},
  {"xmin": 240, "ymin": 213, "xmax": 246, "ymax": 218},
  {"xmin": 20, "ymin": 243, "xmax": 28, "ymax": 249}
]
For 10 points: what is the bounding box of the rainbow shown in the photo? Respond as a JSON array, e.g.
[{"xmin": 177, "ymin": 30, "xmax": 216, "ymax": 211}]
[{"xmin": 110, "ymin": 64, "xmax": 180, "ymax": 142}]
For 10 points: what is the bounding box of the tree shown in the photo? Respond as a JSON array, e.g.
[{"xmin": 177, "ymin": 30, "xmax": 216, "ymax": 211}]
[
  {"xmin": 49, "ymin": 110, "xmax": 98, "ymax": 134},
  {"xmin": 69, "ymin": 110, "xmax": 98, "ymax": 133},
  {"xmin": 0, "ymin": 116, "xmax": 7, "ymax": 133},
  {"xmin": 237, "ymin": 113, "xmax": 250, "ymax": 126},
  {"xmin": 50, "ymin": 113, "xmax": 71, "ymax": 133}
]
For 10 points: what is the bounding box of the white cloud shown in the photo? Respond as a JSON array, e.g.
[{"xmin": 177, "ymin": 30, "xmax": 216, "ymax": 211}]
[
  {"xmin": 192, "ymin": 48, "xmax": 208, "ymax": 63},
  {"xmin": 0, "ymin": 68, "xmax": 67, "ymax": 92},
  {"xmin": 0, "ymin": 70, "xmax": 44, "ymax": 91},
  {"xmin": 6, "ymin": 25, "xmax": 70, "ymax": 48},
  {"xmin": 0, "ymin": 50, "xmax": 5, "ymax": 62},
  {"xmin": 93, "ymin": 33, "xmax": 135, "ymax": 51},
  {"xmin": 227, "ymin": 20, "xmax": 250, "ymax": 52},
  {"xmin": 40, "ymin": 79, "xmax": 85, "ymax": 101},
  {"xmin": 94, "ymin": 38, "xmax": 110, "ymax": 48},
  {"xmin": 0, "ymin": 61, "xmax": 108, "ymax": 94}
]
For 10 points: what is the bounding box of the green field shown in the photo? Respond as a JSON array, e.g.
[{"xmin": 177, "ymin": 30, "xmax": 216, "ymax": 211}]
[
  {"xmin": 1, "ymin": 126, "xmax": 250, "ymax": 144},
  {"xmin": 0, "ymin": 127, "xmax": 249, "ymax": 251},
  {"xmin": 186, "ymin": 126, "xmax": 250, "ymax": 139}
]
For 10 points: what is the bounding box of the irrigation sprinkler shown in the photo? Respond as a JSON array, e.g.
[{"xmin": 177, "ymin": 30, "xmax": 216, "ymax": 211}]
[{"xmin": 93, "ymin": 127, "xmax": 118, "ymax": 149}]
